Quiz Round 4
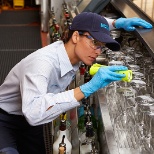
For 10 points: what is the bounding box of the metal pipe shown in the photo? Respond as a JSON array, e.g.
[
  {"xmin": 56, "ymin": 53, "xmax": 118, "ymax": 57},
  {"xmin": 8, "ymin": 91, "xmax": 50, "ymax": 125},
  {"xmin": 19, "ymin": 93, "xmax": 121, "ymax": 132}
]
[{"xmin": 152, "ymin": 0, "xmax": 154, "ymax": 19}]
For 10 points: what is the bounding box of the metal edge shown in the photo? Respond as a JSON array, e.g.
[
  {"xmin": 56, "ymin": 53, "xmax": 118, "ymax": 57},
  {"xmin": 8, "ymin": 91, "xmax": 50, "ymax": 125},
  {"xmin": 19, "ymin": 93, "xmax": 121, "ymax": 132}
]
[
  {"xmin": 96, "ymin": 89, "xmax": 119, "ymax": 154},
  {"xmin": 110, "ymin": 0, "xmax": 154, "ymax": 58}
]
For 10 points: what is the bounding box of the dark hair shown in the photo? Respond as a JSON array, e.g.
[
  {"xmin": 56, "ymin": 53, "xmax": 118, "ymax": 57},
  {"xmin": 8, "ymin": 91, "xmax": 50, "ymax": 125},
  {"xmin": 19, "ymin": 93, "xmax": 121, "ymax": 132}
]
[
  {"xmin": 63, "ymin": 30, "xmax": 88, "ymax": 43},
  {"xmin": 62, "ymin": 30, "xmax": 75, "ymax": 43}
]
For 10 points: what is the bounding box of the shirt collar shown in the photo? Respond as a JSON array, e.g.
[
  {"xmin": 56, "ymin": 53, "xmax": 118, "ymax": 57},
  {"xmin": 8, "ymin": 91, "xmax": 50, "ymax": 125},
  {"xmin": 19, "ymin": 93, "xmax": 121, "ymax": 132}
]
[{"xmin": 57, "ymin": 41, "xmax": 79, "ymax": 77}]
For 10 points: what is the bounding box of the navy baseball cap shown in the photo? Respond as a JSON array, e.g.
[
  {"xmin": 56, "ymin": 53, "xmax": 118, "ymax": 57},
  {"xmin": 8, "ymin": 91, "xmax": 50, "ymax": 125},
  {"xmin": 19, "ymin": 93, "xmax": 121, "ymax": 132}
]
[{"xmin": 70, "ymin": 12, "xmax": 120, "ymax": 51}]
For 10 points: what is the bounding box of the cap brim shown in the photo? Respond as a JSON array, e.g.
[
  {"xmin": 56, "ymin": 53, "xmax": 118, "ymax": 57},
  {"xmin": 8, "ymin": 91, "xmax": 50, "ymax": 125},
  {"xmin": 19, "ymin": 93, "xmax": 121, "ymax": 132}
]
[{"xmin": 89, "ymin": 31, "xmax": 120, "ymax": 51}]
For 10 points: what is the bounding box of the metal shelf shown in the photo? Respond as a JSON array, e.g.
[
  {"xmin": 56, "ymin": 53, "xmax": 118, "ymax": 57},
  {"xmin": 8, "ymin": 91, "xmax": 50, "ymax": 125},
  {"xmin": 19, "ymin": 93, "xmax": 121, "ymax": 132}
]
[{"xmin": 110, "ymin": 0, "xmax": 154, "ymax": 58}]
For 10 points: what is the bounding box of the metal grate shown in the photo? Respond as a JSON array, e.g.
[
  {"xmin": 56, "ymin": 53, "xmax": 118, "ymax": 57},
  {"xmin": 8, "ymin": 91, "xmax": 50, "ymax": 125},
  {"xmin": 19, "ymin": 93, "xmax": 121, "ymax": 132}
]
[
  {"xmin": 0, "ymin": 10, "xmax": 42, "ymax": 84},
  {"xmin": 0, "ymin": 10, "xmax": 40, "ymax": 25},
  {"xmin": 43, "ymin": 123, "xmax": 53, "ymax": 154}
]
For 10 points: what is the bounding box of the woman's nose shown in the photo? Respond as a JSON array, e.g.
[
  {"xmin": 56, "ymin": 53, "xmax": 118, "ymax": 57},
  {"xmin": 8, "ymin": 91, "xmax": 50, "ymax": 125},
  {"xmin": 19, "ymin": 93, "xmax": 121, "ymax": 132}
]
[{"xmin": 95, "ymin": 49, "xmax": 102, "ymax": 56}]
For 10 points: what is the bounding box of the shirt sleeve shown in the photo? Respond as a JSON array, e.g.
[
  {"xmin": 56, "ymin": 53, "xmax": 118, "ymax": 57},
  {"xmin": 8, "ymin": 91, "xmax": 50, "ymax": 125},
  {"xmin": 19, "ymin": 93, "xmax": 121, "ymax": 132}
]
[
  {"xmin": 20, "ymin": 59, "xmax": 79, "ymax": 126},
  {"xmin": 104, "ymin": 17, "xmax": 116, "ymax": 31}
]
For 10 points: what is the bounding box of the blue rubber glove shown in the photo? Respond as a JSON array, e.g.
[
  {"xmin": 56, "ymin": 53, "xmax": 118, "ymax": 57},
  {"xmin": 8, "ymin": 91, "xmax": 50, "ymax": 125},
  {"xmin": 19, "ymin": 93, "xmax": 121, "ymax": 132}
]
[
  {"xmin": 80, "ymin": 65, "xmax": 128, "ymax": 98},
  {"xmin": 115, "ymin": 17, "xmax": 153, "ymax": 31}
]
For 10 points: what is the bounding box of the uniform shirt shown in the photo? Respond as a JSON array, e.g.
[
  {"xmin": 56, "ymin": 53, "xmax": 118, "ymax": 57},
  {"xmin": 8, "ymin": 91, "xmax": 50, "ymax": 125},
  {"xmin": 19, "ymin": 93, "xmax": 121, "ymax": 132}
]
[
  {"xmin": 105, "ymin": 18, "xmax": 115, "ymax": 30},
  {"xmin": 0, "ymin": 41, "xmax": 80, "ymax": 126},
  {"xmin": 0, "ymin": 20, "xmax": 115, "ymax": 126}
]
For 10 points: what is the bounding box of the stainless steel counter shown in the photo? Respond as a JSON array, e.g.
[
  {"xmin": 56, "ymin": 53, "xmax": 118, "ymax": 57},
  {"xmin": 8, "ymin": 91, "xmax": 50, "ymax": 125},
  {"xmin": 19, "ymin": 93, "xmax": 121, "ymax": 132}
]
[{"xmin": 96, "ymin": 89, "xmax": 119, "ymax": 154}]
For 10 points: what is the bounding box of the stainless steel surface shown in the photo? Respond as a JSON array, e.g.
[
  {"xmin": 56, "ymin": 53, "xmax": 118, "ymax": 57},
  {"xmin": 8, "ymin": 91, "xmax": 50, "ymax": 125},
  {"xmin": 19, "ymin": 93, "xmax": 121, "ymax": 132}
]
[
  {"xmin": 40, "ymin": 0, "xmax": 49, "ymax": 32},
  {"xmin": 95, "ymin": 54, "xmax": 107, "ymax": 65},
  {"xmin": 70, "ymin": 108, "xmax": 80, "ymax": 154},
  {"xmin": 45, "ymin": 1, "xmax": 154, "ymax": 153},
  {"xmin": 68, "ymin": 80, "xmax": 79, "ymax": 154},
  {"xmin": 76, "ymin": 0, "xmax": 91, "ymax": 13},
  {"xmin": 35, "ymin": 0, "xmax": 40, "ymax": 5},
  {"xmin": 96, "ymin": 90, "xmax": 119, "ymax": 154},
  {"xmin": 131, "ymin": 0, "xmax": 154, "ymax": 21},
  {"xmin": 110, "ymin": 0, "xmax": 154, "ymax": 58},
  {"xmin": 96, "ymin": 89, "xmax": 141, "ymax": 154}
]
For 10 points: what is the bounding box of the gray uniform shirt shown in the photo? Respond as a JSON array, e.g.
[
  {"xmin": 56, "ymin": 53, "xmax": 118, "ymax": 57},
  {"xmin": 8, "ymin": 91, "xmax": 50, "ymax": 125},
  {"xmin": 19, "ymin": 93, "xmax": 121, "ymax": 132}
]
[{"xmin": 0, "ymin": 41, "xmax": 80, "ymax": 126}]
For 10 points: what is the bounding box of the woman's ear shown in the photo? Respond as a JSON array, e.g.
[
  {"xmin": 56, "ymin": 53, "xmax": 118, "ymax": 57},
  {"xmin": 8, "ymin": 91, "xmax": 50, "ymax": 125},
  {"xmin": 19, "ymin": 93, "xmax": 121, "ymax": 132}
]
[{"xmin": 72, "ymin": 31, "xmax": 80, "ymax": 43}]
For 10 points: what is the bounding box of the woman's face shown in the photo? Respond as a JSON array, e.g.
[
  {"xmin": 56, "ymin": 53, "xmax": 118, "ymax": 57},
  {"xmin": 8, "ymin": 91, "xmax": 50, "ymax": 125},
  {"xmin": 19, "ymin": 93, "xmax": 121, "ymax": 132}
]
[{"xmin": 74, "ymin": 32, "xmax": 103, "ymax": 66}]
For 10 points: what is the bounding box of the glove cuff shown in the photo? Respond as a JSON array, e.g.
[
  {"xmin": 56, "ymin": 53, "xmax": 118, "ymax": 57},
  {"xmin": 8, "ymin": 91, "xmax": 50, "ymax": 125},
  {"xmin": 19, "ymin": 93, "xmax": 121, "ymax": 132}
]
[
  {"xmin": 115, "ymin": 17, "xmax": 126, "ymax": 29},
  {"xmin": 80, "ymin": 84, "xmax": 92, "ymax": 98}
]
